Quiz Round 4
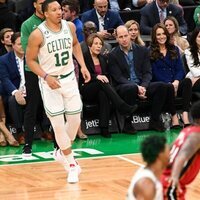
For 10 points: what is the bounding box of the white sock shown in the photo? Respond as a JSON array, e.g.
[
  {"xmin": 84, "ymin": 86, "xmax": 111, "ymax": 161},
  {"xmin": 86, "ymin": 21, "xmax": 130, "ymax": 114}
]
[{"xmin": 65, "ymin": 152, "xmax": 76, "ymax": 167}]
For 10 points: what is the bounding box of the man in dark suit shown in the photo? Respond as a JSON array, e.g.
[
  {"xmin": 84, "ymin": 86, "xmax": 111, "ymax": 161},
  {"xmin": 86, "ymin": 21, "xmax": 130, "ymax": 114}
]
[
  {"xmin": 81, "ymin": 0, "xmax": 124, "ymax": 39},
  {"xmin": 140, "ymin": 0, "xmax": 187, "ymax": 35},
  {"xmin": 0, "ymin": 32, "xmax": 26, "ymax": 144},
  {"xmin": 108, "ymin": 25, "xmax": 168, "ymax": 133}
]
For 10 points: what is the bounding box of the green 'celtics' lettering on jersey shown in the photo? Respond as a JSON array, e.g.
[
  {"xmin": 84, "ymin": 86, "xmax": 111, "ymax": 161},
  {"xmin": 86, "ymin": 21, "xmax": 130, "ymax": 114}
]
[
  {"xmin": 46, "ymin": 38, "xmax": 71, "ymax": 67},
  {"xmin": 47, "ymin": 38, "xmax": 71, "ymax": 53},
  {"xmin": 37, "ymin": 20, "xmax": 74, "ymax": 74}
]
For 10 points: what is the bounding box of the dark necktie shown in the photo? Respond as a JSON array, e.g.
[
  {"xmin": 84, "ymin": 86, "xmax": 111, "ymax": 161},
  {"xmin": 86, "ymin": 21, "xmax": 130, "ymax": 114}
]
[{"xmin": 160, "ymin": 10, "xmax": 164, "ymax": 22}]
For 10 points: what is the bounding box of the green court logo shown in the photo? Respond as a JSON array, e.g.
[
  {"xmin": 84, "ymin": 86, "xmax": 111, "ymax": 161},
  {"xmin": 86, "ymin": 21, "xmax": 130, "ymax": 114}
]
[{"xmin": 0, "ymin": 148, "xmax": 104, "ymax": 165}]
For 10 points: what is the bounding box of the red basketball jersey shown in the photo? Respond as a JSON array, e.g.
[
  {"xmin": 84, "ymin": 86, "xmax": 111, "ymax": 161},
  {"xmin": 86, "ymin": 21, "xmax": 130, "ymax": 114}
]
[{"xmin": 162, "ymin": 126, "xmax": 200, "ymax": 185}]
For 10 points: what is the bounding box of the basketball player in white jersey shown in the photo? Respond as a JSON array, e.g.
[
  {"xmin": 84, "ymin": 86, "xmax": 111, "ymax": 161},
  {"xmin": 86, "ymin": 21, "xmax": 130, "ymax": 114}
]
[
  {"xmin": 127, "ymin": 135, "xmax": 169, "ymax": 200},
  {"xmin": 26, "ymin": 0, "xmax": 90, "ymax": 183}
]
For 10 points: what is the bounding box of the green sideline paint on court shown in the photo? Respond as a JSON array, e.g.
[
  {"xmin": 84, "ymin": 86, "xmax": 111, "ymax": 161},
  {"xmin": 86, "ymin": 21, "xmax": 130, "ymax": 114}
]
[{"xmin": 0, "ymin": 130, "xmax": 180, "ymax": 166}]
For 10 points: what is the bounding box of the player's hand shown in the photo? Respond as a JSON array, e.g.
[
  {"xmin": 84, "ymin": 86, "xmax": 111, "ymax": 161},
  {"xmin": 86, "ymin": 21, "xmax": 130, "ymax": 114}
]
[
  {"xmin": 45, "ymin": 75, "xmax": 61, "ymax": 89},
  {"xmin": 14, "ymin": 90, "xmax": 26, "ymax": 105},
  {"xmin": 169, "ymin": 177, "xmax": 178, "ymax": 188},
  {"xmin": 81, "ymin": 67, "xmax": 91, "ymax": 83},
  {"xmin": 168, "ymin": 177, "xmax": 183, "ymax": 194}
]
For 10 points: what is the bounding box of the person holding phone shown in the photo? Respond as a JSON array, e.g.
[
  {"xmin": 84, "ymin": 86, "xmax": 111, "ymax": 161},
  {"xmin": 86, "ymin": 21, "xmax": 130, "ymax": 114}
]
[{"xmin": 81, "ymin": 0, "xmax": 124, "ymax": 39}]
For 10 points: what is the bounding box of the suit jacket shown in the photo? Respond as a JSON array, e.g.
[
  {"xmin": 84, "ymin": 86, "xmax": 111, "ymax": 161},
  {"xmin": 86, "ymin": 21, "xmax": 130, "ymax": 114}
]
[
  {"xmin": 140, "ymin": 2, "xmax": 187, "ymax": 35},
  {"xmin": 81, "ymin": 8, "xmax": 124, "ymax": 31},
  {"xmin": 0, "ymin": 51, "xmax": 21, "ymax": 95},
  {"xmin": 0, "ymin": 46, "xmax": 8, "ymax": 56},
  {"xmin": 79, "ymin": 45, "xmax": 108, "ymax": 87},
  {"xmin": 108, "ymin": 43, "xmax": 152, "ymax": 88}
]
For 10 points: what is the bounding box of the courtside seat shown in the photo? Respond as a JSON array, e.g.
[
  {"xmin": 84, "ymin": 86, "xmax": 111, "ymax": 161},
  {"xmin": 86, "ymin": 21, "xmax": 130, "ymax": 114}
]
[{"xmin": 81, "ymin": 102, "xmax": 121, "ymax": 134}]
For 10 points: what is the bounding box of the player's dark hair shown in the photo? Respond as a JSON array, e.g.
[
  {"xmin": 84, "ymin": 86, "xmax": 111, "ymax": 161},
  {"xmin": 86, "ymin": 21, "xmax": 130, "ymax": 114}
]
[
  {"xmin": 42, "ymin": 0, "xmax": 57, "ymax": 13},
  {"xmin": 141, "ymin": 135, "xmax": 166, "ymax": 165},
  {"xmin": 191, "ymin": 101, "xmax": 200, "ymax": 120}
]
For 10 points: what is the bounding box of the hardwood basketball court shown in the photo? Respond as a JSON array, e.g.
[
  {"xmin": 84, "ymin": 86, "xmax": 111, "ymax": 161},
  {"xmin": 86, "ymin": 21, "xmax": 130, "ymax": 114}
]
[{"xmin": 0, "ymin": 132, "xmax": 199, "ymax": 199}]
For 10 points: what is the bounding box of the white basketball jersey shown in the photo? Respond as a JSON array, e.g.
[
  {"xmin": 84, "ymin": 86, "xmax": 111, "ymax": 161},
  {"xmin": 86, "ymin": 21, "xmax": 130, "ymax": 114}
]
[
  {"xmin": 126, "ymin": 167, "xmax": 163, "ymax": 200},
  {"xmin": 37, "ymin": 20, "xmax": 74, "ymax": 75}
]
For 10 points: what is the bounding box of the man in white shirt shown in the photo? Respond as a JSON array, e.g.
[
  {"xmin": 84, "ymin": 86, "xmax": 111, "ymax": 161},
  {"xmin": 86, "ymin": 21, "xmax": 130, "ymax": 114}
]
[{"xmin": 81, "ymin": 0, "xmax": 124, "ymax": 39}]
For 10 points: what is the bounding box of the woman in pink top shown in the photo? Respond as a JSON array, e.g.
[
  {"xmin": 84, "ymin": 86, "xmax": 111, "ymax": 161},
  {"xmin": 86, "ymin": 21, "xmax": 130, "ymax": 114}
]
[{"xmin": 80, "ymin": 33, "xmax": 138, "ymax": 138}]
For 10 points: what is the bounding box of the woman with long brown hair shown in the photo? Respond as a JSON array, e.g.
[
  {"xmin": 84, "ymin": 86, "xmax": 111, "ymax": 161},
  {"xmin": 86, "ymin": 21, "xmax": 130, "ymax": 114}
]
[
  {"xmin": 164, "ymin": 16, "xmax": 189, "ymax": 55},
  {"xmin": 150, "ymin": 23, "xmax": 192, "ymax": 127}
]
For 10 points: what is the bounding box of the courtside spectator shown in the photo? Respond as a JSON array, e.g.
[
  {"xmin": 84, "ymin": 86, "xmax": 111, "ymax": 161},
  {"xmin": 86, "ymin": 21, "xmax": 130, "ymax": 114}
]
[
  {"xmin": 125, "ymin": 20, "xmax": 145, "ymax": 46},
  {"xmin": 61, "ymin": 0, "xmax": 84, "ymax": 42},
  {"xmin": 185, "ymin": 27, "xmax": 200, "ymax": 94},
  {"xmin": 0, "ymin": 28, "xmax": 14, "ymax": 56},
  {"xmin": 140, "ymin": 0, "xmax": 187, "ymax": 35},
  {"xmin": 0, "ymin": 32, "xmax": 26, "ymax": 145},
  {"xmin": 81, "ymin": 21, "xmax": 112, "ymax": 55},
  {"xmin": 81, "ymin": 0, "xmax": 124, "ymax": 39},
  {"xmin": 80, "ymin": 33, "xmax": 138, "ymax": 138},
  {"xmin": 164, "ymin": 16, "xmax": 189, "ymax": 55},
  {"xmin": 108, "ymin": 25, "xmax": 168, "ymax": 133},
  {"xmin": 150, "ymin": 23, "xmax": 192, "ymax": 127}
]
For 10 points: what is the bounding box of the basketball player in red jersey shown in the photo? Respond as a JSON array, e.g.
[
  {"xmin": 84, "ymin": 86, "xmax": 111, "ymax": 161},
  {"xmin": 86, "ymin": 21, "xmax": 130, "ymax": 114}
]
[{"xmin": 161, "ymin": 101, "xmax": 200, "ymax": 200}]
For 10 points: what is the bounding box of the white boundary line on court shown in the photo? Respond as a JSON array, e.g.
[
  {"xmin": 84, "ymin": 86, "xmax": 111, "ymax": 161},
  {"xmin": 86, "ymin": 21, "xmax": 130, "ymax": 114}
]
[
  {"xmin": 116, "ymin": 155, "xmax": 144, "ymax": 167},
  {"xmin": 0, "ymin": 153, "xmax": 142, "ymax": 167}
]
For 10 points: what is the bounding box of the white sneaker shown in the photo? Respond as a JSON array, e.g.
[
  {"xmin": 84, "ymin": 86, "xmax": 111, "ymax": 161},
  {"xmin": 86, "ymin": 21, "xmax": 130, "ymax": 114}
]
[
  {"xmin": 67, "ymin": 164, "xmax": 81, "ymax": 183},
  {"xmin": 53, "ymin": 148, "xmax": 69, "ymax": 171}
]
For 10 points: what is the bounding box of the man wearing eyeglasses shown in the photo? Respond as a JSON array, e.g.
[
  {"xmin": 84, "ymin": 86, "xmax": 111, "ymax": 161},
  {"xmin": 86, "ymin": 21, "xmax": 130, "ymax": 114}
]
[
  {"xmin": 140, "ymin": 0, "xmax": 187, "ymax": 35},
  {"xmin": 81, "ymin": 0, "xmax": 124, "ymax": 39}
]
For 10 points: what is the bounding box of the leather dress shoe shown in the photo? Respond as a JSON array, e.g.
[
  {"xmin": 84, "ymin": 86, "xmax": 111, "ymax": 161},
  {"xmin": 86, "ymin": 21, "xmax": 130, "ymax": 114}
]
[{"xmin": 149, "ymin": 119, "xmax": 165, "ymax": 132}]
